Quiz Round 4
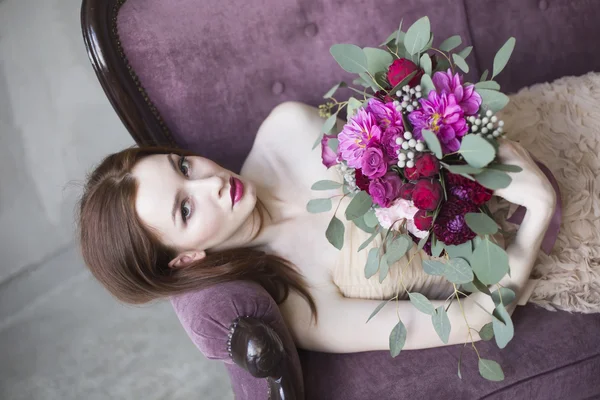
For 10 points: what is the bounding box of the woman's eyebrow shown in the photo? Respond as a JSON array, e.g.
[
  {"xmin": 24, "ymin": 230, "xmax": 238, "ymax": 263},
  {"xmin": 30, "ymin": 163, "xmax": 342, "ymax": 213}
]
[{"xmin": 167, "ymin": 154, "xmax": 181, "ymax": 226}]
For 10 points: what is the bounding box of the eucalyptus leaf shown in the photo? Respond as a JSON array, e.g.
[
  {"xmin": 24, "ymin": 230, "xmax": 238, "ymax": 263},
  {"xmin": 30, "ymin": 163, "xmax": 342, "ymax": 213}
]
[
  {"xmin": 323, "ymin": 81, "xmax": 347, "ymax": 98},
  {"xmin": 442, "ymin": 164, "xmax": 483, "ymax": 175},
  {"xmin": 472, "ymin": 276, "xmax": 492, "ymax": 295},
  {"xmin": 480, "ymin": 69, "xmax": 489, "ymax": 82},
  {"xmin": 478, "ymin": 88, "xmax": 510, "ymax": 113},
  {"xmin": 404, "ymin": 16, "xmax": 431, "ymax": 55},
  {"xmin": 353, "ymin": 76, "xmax": 369, "ymax": 88},
  {"xmin": 364, "ymin": 47, "xmax": 394, "ymax": 75},
  {"xmin": 345, "ymin": 190, "xmax": 373, "ymax": 220},
  {"xmin": 444, "ymin": 241, "xmax": 472, "ymax": 261},
  {"xmin": 457, "ymin": 45, "xmax": 473, "ymax": 59},
  {"xmin": 479, "ymin": 322, "xmax": 495, "ymax": 341},
  {"xmin": 424, "ymin": 33, "xmax": 434, "ymax": 51},
  {"xmin": 420, "ymin": 74, "xmax": 436, "ymax": 96},
  {"xmin": 465, "ymin": 212, "xmax": 499, "ymax": 235},
  {"xmin": 444, "ymin": 257, "xmax": 474, "ymax": 284},
  {"xmin": 327, "ymin": 138, "xmax": 339, "ymax": 154},
  {"xmin": 492, "ymin": 304, "xmax": 514, "ymax": 349},
  {"xmin": 491, "ymin": 287, "xmax": 516, "ymax": 306},
  {"xmin": 381, "ymin": 30, "xmax": 398, "ymax": 46},
  {"xmin": 417, "ymin": 233, "xmax": 430, "ymax": 251},
  {"xmin": 420, "ymin": 53, "xmax": 432, "ymax": 76},
  {"xmin": 330, "ymin": 44, "xmax": 369, "ymax": 74},
  {"xmin": 439, "ymin": 35, "xmax": 462, "ymax": 52},
  {"xmin": 492, "ymin": 37, "xmax": 516, "ymax": 79},
  {"xmin": 394, "ymin": 19, "xmax": 404, "ymax": 46},
  {"xmin": 358, "ymin": 228, "xmax": 380, "ymax": 252},
  {"xmin": 352, "ymin": 213, "xmax": 375, "ymax": 234},
  {"xmin": 474, "ymin": 169, "xmax": 512, "ymax": 190},
  {"xmin": 487, "ymin": 163, "xmax": 523, "ymax": 173},
  {"xmin": 307, "ymin": 198, "xmax": 332, "ymax": 213},
  {"xmin": 311, "ymin": 180, "xmax": 342, "ymax": 191},
  {"xmin": 432, "ymin": 306, "xmax": 451, "ymax": 343},
  {"xmin": 478, "ymin": 359, "xmax": 505, "ymax": 381},
  {"xmin": 409, "ymin": 292, "xmax": 436, "ymax": 315},
  {"xmin": 386, "ymin": 235, "xmax": 412, "ymax": 264},
  {"xmin": 431, "ymin": 235, "xmax": 444, "ymax": 257},
  {"xmin": 374, "ymin": 71, "xmax": 389, "ymax": 88},
  {"xmin": 452, "ymin": 53, "xmax": 469, "ymax": 73},
  {"xmin": 460, "ymin": 281, "xmax": 478, "ymax": 293},
  {"xmin": 326, "ymin": 215, "xmax": 345, "ymax": 250},
  {"xmin": 459, "ymin": 134, "xmax": 496, "ymax": 168},
  {"xmin": 322, "ymin": 113, "xmax": 338, "ymax": 134},
  {"xmin": 422, "ymin": 129, "xmax": 442, "ymax": 159},
  {"xmin": 364, "ymin": 209, "xmax": 379, "ymax": 228},
  {"xmin": 471, "ymin": 238, "xmax": 509, "ymax": 285},
  {"xmin": 364, "ymin": 247, "xmax": 380, "ymax": 279},
  {"xmin": 358, "ymin": 72, "xmax": 379, "ymax": 91},
  {"xmin": 366, "ymin": 297, "xmax": 393, "ymax": 323},
  {"xmin": 312, "ymin": 132, "xmax": 323, "ymax": 150},
  {"xmin": 475, "ymin": 81, "xmax": 501, "ymax": 91},
  {"xmin": 379, "ymin": 254, "xmax": 390, "ymax": 283},
  {"xmin": 389, "ymin": 320, "xmax": 408, "ymax": 357},
  {"xmin": 346, "ymin": 97, "xmax": 363, "ymax": 120},
  {"xmin": 423, "ymin": 260, "xmax": 446, "ymax": 276}
]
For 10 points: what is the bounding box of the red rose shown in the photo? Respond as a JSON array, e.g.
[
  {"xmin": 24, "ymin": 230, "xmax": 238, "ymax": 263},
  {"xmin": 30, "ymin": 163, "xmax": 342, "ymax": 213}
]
[
  {"xmin": 387, "ymin": 58, "xmax": 423, "ymax": 87},
  {"xmin": 404, "ymin": 166, "xmax": 421, "ymax": 181},
  {"xmin": 414, "ymin": 209, "xmax": 433, "ymax": 231},
  {"xmin": 355, "ymin": 169, "xmax": 371, "ymax": 193},
  {"xmin": 412, "ymin": 179, "xmax": 443, "ymax": 211},
  {"xmin": 398, "ymin": 182, "xmax": 415, "ymax": 200},
  {"xmin": 415, "ymin": 153, "xmax": 440, "ymax": 178}
]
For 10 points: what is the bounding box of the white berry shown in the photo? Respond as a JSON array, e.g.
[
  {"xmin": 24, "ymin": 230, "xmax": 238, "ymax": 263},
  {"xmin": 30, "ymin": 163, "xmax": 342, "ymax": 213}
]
[
  {"xmin": 471, "ymin": 125, "xmax": 479, "ymax": 132},
  {"xmin": 491, "ymin": 116, "xmax": 498, "ymax": 123},
  {"xmin": 486, "ymin": 123, "xmax": 494, "ymax": 130},
  {"xmin": 415, "ymin": 142, "xmax": 425, "ymax": 151},
  {"xmin": 482, "ymin": 117, "xmax": 489, "ymax": 125},
  {"xmin": 401, "ymin": 101, "xmax": 408, "ymax": 108},
  {"xmin": 395, "ymin": 137, "xmax": 404, "ymax": 145},
  {"xmin": 412, "ymin": 101, "xmax": 419, "ymax": 107},
  {"xmin": 415, "ymin": 92, "xmax": 422, "ymax": 98},
  {"xmin": 498, "ymin": 127, "xmax": 504, "ymax": 133},
  {"xmin": 396, "ymin": 90, "xmax": 402, "ymax": 97},
  {"xmin": 406, "ymin": 160, "xmax": 415, "ymax": 168},
  {"xmin": 486, "ymin": 110, "xmax": 493, "ymax": 117},
  {"xmin": 493, "ymin": 130, "xmax": 501, "ymax": 137},
  {"xmin": 404, "ymin": 131, "xmax": 413, "ymax": 140},
  {"xmin": 498, "ymin": 120, "xmax": 505, "ymax": 127},
  {"xmin": 398, "ymin": 153, "xmax": 407, "ymax": 161},
  {"xmin": 407, "ymin": 151, "xmax": 415, "ymax": 159},
  {"xmin": 408, "ymin": 139, "xmax": 417, "ymax": 148},
  {"xmin": 487, "ymin": 134, "xmax": 493, "ymax": 139},
  {"xmin": 407, "ymin": 105, "xmax": 414, "ymax": 112},
  {"xmin": 468, "ymin": 116, "xmax": 476, "ymax": 123},
  {"xmin": 481, "ymin": 127, "xmax": 489, "ymax": 134},
  {"xmin": 403, "ymin": 95, "xmax": 410, "ymax": 101},
  {"xmin": 409, "ymin": 88, "xmax": 415, "ymax": 95},
  {"xmin": 415, "ymin": 85, "xmax": 422, "ymax": 92},
  {"xmin": 393, "ymin": 100, "xmax": 400, "ymax": 106},
  {"xmin": 397, "ymin": 160, "xmax": 406, "ymax": 168},
  {"xmin": 402, "ymin": 141, "xmax": 410, "ymax": 150},
  {"xmin": 475, "ymin": 118, "xmax": 482, "ymax": 125},
  {"xmin": 403, "ymin": 85, "xmax": 410, "ymax": 92}
]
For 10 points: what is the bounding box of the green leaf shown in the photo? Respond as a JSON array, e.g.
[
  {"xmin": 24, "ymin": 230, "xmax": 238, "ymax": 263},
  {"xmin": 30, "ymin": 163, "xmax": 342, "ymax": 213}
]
[
  {"xmin": 358, "ymin": 227, "xmax": 380, "ymax": 252},
  {"xmin": 422, "ymin": 129, "xmax": 442, "ymax": 159},
  {"xmin": 366, "ymin": 297, "xmax": 393, "ymax": 323},
  {"xmin": 420, "ymin": 74, "xmax": 436, "ymax": 96},
  {"xmin": 352, "ymin": 76, "xmax": 369, "ymax": 88},
  {"xmin": 394, "ymin": 19, "xmax": 404, "ymax": 46},
  {"xmin": 307, "ymin": 198, "xmax": 332, "ymax": 213},
  {"xmin": 404, "ymin": 16, "xmax": 431, "ymax": 55},
  {"xmin": 346, "ymin": 97, "xmax": 363, "ymax": 120},
  {"xmin": 452, "ymin": 53, "xmax": 469, "ymax": 73},
  {"xmin": 444, "ymin": 258, "xmax": 474, "ymax": 284},
  {"xmin": 431, "ymin": 234, "xmax": 444, "ymax": 257},
  {"xmin": 374, "ymin": 71, "xmax": 389, "ymax": 88},
  {"xmin": 442, "ymin": 163, "xmax": 483, "ymax": 175},
  {"xmin": 381, "ymin": 30, "xmax": 398, "ymax": 46},
  {"xmin": 492, "ymin": 37, "xmax": 516, "ymax": 79},
  {"xmin": 439, "ymin": 35, "xmax": 462, "ymax": 52},
  {"xmin": 475, "ymin": 81, "xmax": 501, "ymax": 91},
  {"xmin": 345, "ymin": 191, "xmax": 372, "ymax": 220},
  {"xmin": 312, "ymin": 132, "xmax": 323, "ymax": 150},
  {"xmin": 326, "ymin": 215, "xmax": 345, "ymax": 250},
  {"xmin": 479, "ymin": 322, "xmax": 495, "ymax": 341},
  {"xmin": 457, "ymin": 45, "xmax": 473, "ymax": 59},
  {"xmin": 492, "ymin": 303, "xmax": 514, "ymax": 349},
  {"xmin": 479, "ymin": 359, "xmax": 505, "ymax": 381},
  {"xmin": 328, "ymin": 138, "xmax": 339, "ymax": 154},
  {"xmin": 364, "ymin": 47, "xmax": 394, "ymax": 75},
  {"xmin": 478, "ymin": 88, "xmax": 510, "ymax": 113},
  {"xmin": 423, "ymin": 260, "xmax": 446, "ymax": 276},
  {"xmin": 459, "ymin": 281, "xmax": 478, "ymax": 293},
  {"xmin": 352, "ymin": 213, "xmax": 375, "ymax": 234},
  {"xmin": 358, "ymin": 72, "xmax": 379, "ymax": 91},
  {"xmin": 444, "ymin": 241, "xmax": 473, "ymax": 261},
  {"xmin": 386, "ymin": 235, "xmax": 412, "ymax": 264},
  {"xmin": 311, "ymin": 180, "xmax": 342, "ymax": 191},
  {"xmin": 323, "ymin": 81, "xmax": 347, "ymax": 98},
  {"xmin": 474, "ymin": 169, "xmax": 512, "ymax": 190},
  {"xmin": 389, "ymin": 70, "xmax": 418, "ymax": 95},
  {"xmin": 420, "ymin": 53, "xmax": 432, "ymax": 76},
  {"xmin": 471, "ymin": 238, "xmax": 509, "ymax": 285},
  {"xmin": 432, "ymin": 306, "xmax": 451, "ymax": 343},
  {"xmin": 389, "ymin": 320, "xmax": 408, "ymax": 357},
  {"xmin": 480, "ymin": 69, "xmax": 489, "ymax": 82},
  {"xmin": 330, "ymin": 44, "xmax": 369, "ymax": 74},
  {"xmin": 459, "ymin": 134, "xmax": 496, "ymax": 168},
  {"xmin": 379, "ymin": 254, "xmax": 390, "ymax": 283},
  {"xmin": 491, "ymin": 287, "xmax": 516, "ymax": 306},
  {"xmin": 364, "ymin": 247, "xmax": 380, "ymax": 279},
  {"xmin": 417, "ymin": 233, "xmax": 430, "ymax": 251},
  {"xmin": 487, "ymin": 163, "xmax": 523, "ymax": 173},
  {"xmin": 364, "ymin": 209, "xmax": 379, "ymax": 228},
  {"xmin": 322, "ymin": 113, "xmax": 338, "ymax": 133},
  {"xmin": 465, "ymin": 212, "xmax": 499, "ymax": 235},
  {"xmin": 409, "ymin": 292, "xmax": 436, "ymax": 315},
  {"xmin": 472, "ymin": 276, "xmax": 492, "ymax": 295}
]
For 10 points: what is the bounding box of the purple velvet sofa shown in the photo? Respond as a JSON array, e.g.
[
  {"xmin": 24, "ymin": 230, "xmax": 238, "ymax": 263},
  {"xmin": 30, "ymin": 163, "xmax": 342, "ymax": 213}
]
[{"xmin": 81, "ymin": 0, "xmax": 600, "ymax": 398}]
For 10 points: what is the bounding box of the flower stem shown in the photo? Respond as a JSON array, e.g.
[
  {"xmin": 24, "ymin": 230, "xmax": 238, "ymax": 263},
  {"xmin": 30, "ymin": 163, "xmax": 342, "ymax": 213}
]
[{"xmin": 452, "ymin": 283, "xmax": 481, "ymax": 359}]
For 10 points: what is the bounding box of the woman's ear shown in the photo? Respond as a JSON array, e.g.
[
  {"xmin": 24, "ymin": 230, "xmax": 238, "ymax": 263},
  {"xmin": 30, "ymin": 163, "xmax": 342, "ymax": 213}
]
[{"xmin": 168, "ymin": 250, "xmax": 206, "ymax": 269}]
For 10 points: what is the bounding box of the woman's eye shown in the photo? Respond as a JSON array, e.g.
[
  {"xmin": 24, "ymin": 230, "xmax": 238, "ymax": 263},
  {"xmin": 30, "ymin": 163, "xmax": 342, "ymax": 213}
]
[
  {"xmin": 179, "ymin": 156, "xmax": 191, "ymax": 177},
  {"xmin": 181, "ymin": 199, "xmax": 192, "ymax": 222}
]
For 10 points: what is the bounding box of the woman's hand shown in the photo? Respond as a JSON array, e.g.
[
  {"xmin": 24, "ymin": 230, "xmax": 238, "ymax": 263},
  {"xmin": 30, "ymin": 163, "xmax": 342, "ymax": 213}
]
[{"xmin": 492, "ymin": 139, "xmax": 557, "ymax": 211}]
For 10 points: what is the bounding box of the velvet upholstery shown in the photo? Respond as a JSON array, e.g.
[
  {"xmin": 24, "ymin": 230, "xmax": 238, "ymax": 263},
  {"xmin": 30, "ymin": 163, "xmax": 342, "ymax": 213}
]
[{"xmin": 112, "ymin": 0, "xmax": 600, "ymax": 397}]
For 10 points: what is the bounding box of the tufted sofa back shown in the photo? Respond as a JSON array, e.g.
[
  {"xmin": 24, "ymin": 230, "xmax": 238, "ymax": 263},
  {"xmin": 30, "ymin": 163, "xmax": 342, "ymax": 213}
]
[{"xmin": 114, "ymin": 0, "xmax": 600, "ymax": 173}]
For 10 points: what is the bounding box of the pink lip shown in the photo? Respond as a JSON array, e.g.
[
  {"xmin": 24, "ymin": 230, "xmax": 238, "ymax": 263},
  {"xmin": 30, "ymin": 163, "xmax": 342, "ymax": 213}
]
[{"xmin": 229, "ymin": 177, "xmax": 244, "ymax": 207}]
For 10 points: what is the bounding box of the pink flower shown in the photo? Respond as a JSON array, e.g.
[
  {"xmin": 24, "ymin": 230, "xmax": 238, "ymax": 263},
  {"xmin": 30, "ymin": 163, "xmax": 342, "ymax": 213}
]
[
  {"xmin": 374, "ymin": 198, "xmax": 429, "ymax": 238},
  {"xmin": 365, "ymin": 98, "xmax": 404, "ymax": 135},
  {"xmin": 338, "ymin": 108, "xmax": 382, "ymax": 169},
  {"xmin": 432, "ymin": 69, "xmax": 482, "ymax": 116},
  {"xmin": 320, "ymin": 134, "xmax": 338, "ymax": 169},
  {"xmin": 361, "ymin": 146, "xmax": 387, "ymax": 178},
  {"xmin": 369, "ymin": 172, "xmax": 402, "ymax": 208}
]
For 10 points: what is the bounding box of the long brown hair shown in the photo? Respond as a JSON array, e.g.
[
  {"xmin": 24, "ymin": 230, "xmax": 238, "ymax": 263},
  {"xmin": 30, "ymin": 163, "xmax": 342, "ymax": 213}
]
[{"xmin": 78, "ymin": 146, "xmax": 317, "ymax": 319}]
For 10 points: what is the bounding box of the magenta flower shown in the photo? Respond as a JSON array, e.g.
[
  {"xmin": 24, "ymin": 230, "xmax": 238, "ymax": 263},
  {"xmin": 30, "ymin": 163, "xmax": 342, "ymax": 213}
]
[
  {"xmin": 320, "ymin": 134, "xmax": 338, "ymax": 169},
  {"xmin": 361, "ymin": 146, "xmax": 387, "ymax": 178},
  {"xmin": 432, "ymin": 69, "xmax": 482, "ymax": 116},
  {"xmin": 338, "ymin": 108, "xmax": 382, "ymax": 169},
  {"xmin": 408, "ymin": 91, "xmax": 468, "ymax": 154},
  {"xmin": 366, "ymin": 98, "xmax": 404, "ymax": 135},
  {"xmin": 369, "ymin": 172, "xmax": 403, "ymax": 208}
]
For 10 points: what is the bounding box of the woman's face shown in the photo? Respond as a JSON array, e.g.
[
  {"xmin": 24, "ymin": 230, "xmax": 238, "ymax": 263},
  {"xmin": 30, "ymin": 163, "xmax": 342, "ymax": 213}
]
[{"xmin": 131, "ymin": 153, "xmax": 257, "ymax": 254}]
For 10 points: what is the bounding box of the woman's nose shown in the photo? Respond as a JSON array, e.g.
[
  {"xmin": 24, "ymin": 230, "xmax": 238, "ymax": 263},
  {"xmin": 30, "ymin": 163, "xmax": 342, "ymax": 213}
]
[{"xmin": 188, "ymin": 175, "xmax": 226, "ymax": 197}]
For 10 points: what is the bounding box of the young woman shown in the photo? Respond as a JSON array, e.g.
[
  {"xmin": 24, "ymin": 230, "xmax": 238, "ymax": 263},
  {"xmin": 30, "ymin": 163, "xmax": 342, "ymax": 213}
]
[{"xmin": 78, "ymin": 101, "xmax": 557, "ymax": 353}]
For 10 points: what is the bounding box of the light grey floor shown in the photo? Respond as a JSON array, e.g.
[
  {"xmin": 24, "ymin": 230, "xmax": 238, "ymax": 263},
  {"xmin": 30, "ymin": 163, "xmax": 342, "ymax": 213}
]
[{"xmin": 0, "ymin": 0, "xmax": 233, "ymax": 398}]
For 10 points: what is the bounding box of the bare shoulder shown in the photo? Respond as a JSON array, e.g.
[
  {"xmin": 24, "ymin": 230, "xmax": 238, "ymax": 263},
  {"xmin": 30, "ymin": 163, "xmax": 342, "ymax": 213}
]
[{"xmin": 254, "ymin": 101, "xmax": 325, "ymax": 147}]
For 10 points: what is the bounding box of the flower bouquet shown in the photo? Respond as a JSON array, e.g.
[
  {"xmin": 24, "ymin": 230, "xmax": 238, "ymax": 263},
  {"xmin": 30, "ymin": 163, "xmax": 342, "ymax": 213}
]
[{"xmin": 308, "ymin": 17, "xmax": 559, "ymax": 381}]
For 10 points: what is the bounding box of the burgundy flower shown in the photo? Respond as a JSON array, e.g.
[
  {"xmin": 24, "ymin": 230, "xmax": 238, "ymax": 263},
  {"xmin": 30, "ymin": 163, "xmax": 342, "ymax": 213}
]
[
  {"xmin": 369, "ymin": 172, "xmax": 403, "ymax": 208},
  {"xmin": 380, "ymin": 129, "xmax": 403, "ymax": 164},
  {"xmin": 361, "ymin": 146, "xmax": 387, "ymax": 178},
  {"xmin": 415, "ymin": 153, "xmax": 440, "ymax": 178},
  {"xmin": 412, "ymin": 180, "xmax": 443, "ymax": 211},
  {"xmin": 374, "ymin": 89, "xmax": 394, "ymax": 103},
  {"xmin": 414, "ymin": 209, "xmax": 433, "ymax": 231},
  {"xmin": 387, "ymin": 58, "xmax": 423, "ymax": 87},
  {"xmin": 445, "ymin": 170, "xmax": 493, "ymax": 205},
  {"xmin": 320, "ymin": 134, "xmax": 338, "ymax": 169},
  {"xmin": 433, "ymin": 198, "xmax": 478, "ymax": 245},
  {"xmin": 355, "ymin": 169, "xmax": 370, "ymax": 193},
  {"xmin": 404, "ymin": 166, "xmax": 421, "ymax": 181},
  {"xmin": 398, "ymin": 182, "xmax": 415, "ymax": 200}
]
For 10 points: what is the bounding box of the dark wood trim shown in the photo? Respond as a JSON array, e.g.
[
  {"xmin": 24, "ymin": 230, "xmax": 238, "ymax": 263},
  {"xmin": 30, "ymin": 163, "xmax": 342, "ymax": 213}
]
[
  {"xmin": 228, "ymin": 317, "xmax": 303, "ymax": 400},
  {"xmin": 80, "ymin": 0, "xmax": 176, "ymax": 147}
]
